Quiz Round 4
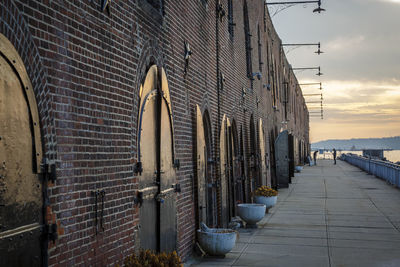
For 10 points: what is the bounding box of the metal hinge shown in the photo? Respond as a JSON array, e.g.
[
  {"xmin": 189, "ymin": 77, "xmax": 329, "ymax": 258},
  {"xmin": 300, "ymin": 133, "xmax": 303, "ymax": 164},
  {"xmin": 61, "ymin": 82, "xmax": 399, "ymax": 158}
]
[
  {"xmin": 44, "ymin": 223, "xmax": 58, "ymax": 243},
  {"xmin": 41, "ymin": 159, "xmax": 56, "ymax": 183},
  {"xmin": 134, "ymin": 161, "xmax": 143, "ymax": 175},
  {"xmin": 173, "ymin": 159, "xmax": 180, "ymax": 170}
]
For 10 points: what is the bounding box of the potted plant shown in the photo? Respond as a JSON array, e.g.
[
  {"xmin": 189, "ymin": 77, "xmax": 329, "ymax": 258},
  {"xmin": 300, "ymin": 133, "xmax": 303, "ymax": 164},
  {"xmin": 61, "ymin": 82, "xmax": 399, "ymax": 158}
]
[{"xmin": 253, "ymin": 186, "xmax": 278, "ymax": 211}]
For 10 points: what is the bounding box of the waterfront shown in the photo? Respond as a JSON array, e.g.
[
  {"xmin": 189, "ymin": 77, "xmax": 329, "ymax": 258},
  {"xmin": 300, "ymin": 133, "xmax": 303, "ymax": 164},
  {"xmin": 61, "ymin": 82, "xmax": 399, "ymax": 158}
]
[{"xmin": 315, "ymin": 150, "xmax": 400, "ymax": 163}]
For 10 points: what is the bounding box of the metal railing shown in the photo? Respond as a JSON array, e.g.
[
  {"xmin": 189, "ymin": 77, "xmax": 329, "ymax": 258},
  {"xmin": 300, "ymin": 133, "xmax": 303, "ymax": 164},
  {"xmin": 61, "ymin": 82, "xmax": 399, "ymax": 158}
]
[{"xmin": 342, "ymin": 154, "xmax": 400, "ymax": 188}]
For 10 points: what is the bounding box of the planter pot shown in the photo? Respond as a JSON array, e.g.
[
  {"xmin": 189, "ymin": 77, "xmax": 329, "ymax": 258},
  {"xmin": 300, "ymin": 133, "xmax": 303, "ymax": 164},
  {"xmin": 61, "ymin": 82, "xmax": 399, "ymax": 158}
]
[
  {"xmin": 295, "ymin": 166, "xmax": 303, "ymax": 173},
  {"xmin": 237, "ymin": 203, "xmax": 266, "ymax": 228},
  {"xmin": 197, "ymin": 228, "xmax": 237, "ymax": 256},
  {"xmin": 254, "ymin": 195, "xmax": 277, "ymax": 210}
]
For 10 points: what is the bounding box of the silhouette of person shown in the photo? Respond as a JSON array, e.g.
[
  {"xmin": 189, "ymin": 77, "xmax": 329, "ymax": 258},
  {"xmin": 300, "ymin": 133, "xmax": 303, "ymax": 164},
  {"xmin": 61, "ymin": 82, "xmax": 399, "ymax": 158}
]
[
  {"xmin": 313, "ymin": 150, "xmax": 318, "ymax": 165},
  {"xmin": 333, "ymin": 148, "xmax": 337, "ymax": 165}
]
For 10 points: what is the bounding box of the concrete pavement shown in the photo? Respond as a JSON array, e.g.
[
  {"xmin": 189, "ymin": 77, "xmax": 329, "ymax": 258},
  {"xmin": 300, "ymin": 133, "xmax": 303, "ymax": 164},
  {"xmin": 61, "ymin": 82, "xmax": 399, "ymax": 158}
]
[{"xmin": 189, "ymin": 159, "xmax": 400, "ymax": 267}]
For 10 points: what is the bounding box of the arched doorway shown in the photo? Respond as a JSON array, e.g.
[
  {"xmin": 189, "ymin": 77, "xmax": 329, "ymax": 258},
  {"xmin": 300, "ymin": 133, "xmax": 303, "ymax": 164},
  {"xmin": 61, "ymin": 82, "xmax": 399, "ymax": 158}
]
[
  {"xmin": 137, "ymin": 65, "xmax": 177, "ymax": 252},
  {"xmin": 0, "ymin": 34, "xmax": 44, "ymax": 266},
  {"xmin": 196, "ymin": 106, "xmax": 217, "ymax": 227}
]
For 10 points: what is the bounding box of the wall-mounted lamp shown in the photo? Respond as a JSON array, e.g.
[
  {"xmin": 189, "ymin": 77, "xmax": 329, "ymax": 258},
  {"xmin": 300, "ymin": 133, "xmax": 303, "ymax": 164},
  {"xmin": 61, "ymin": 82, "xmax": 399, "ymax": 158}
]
[
  {"xmin": 291, "ymin": 66, "xmax": 323, "ymax": 76},
  {"xmin": 281, "ymin": 42, "xmax": 324, "ymax": 55},
  {"xmin": 266, "ymin": 0, "xmax": 326, "ymax": 16}
]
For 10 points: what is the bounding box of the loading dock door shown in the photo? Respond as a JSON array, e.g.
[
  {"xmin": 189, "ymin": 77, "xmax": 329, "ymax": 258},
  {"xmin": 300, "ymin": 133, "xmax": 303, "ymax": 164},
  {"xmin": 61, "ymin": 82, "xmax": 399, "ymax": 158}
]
[
  {"xmin": 0, "ymin": 35, "xmax": 43, "ymax": 266},
  {"xmin": 275, "ymin": 130, "xmax": 290, "ymax": 188}
]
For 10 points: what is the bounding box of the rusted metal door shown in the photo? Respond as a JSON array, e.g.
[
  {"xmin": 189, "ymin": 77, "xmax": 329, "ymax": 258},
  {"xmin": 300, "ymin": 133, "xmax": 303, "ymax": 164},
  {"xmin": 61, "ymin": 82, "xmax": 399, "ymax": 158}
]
[
  {"xmin": 137, "ymin": 66, "xmax": 177, "ymax": 252},
  {"xmin": 258, "ymin": 119, "xmax": 267, "ymax": 186},
  {"xmin": 275, "ymin": 130, "xmax": 289, "ymax": 188},
  {"xmin": 0, "ymin": 34, "xmax": 43, "ymax": 266}
]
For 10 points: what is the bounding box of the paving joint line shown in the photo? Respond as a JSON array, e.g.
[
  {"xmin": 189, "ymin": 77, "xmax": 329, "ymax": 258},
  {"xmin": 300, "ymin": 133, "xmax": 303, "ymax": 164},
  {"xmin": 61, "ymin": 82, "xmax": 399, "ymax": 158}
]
[
  {"xmin": 230, "ymin": 175, "xmax": 298, "ymax": 266},
  {"xmin": 324, "ymin": 178, "xmax": 332, "ymax": 267}
]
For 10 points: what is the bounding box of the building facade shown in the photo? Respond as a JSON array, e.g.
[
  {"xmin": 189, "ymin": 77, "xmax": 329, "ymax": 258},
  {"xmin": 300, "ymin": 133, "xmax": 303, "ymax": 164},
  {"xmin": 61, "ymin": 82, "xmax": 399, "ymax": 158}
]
[{"xmin": 0, "ymin": 0, "xmax": 309, "ymax": 266}]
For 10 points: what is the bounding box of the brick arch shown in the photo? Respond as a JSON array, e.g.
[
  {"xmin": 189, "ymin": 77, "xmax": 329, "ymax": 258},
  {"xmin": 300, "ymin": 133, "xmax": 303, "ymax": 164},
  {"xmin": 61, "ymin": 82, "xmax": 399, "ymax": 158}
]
[
  {"xmin": 0, "ymin": 0, "xmax": 53, "ymax": 158},
  {"xmin": 131, "ymin": 39, "xmax": 166, "ymax": 155}
]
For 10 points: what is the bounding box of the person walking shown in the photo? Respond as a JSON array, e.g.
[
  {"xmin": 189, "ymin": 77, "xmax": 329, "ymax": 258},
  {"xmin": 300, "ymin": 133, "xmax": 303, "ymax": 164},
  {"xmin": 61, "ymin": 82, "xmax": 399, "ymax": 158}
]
[
  {"xmin": 333, "ymin": 148, "xmax": 337, "ymax": 165},
  {"xmin": 313, "ymin": 150, "xmax": 318, "ymax": 165}
]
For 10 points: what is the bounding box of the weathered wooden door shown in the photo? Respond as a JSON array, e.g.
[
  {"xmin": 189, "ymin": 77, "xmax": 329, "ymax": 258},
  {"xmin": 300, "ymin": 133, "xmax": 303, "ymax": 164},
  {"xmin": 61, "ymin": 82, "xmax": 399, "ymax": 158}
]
[
  {"xmin": 137, "ymin": 66, "xmax": 177, "ymax": 252},
  {"xmin": 258, "ymin": 119, "xmax": 267, "ymax": 186},
  {"xmin": 275, "ymin": 130, "xmax": 289, "ymax": 188},
  {"xmin": 0, "ymin": 34, "xmax": 43, "ymax": 266},
  {"xmin": 196, "ymin": 105, "xmax": 207, "ymax": 225},
  {"xmin": 220, "ymin": 115, "xmax": 228, "ymax": 227},
  {"xmin": 220, "ymin": 116, "xmax": 236, "ymax": 226}
]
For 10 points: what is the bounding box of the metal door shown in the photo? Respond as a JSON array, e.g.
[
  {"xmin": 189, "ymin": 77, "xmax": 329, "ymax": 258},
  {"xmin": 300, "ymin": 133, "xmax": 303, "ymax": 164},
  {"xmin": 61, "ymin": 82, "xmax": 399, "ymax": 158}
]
[
  {"xmin": 289, "ymin": 134, "xmax": 294, "ymax": 182},
  {"xmin": 137, "ymin": 66, "xmax": 177, "ymax": 252},
  {"xmin": 258, "ymin": 119, "xmax": 267, "ymax": 186},
  {"xmin": 275, "ymin": 130, "xmax": 289, "ymax": 188},
  {"xmin": 196, "ymin": 105, "xmax": 207, "ymax": 225},
  {"xmin": 0, "ymin": 34, "xmax": 43, "ymax": 266}
]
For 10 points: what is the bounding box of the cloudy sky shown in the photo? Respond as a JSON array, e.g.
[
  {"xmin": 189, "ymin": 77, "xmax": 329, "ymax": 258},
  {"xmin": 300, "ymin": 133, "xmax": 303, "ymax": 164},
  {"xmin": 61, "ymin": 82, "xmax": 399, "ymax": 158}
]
[{"xmin": 270, "ymin": 0, "xmax": 400, "ymax": 142}]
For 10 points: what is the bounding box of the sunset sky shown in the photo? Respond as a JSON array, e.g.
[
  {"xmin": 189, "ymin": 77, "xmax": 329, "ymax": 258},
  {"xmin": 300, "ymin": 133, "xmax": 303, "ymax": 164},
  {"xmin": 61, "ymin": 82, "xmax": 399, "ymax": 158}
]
[{"xmin": 271, "ymin": 0, "xmax": 400, "ymax": 142}]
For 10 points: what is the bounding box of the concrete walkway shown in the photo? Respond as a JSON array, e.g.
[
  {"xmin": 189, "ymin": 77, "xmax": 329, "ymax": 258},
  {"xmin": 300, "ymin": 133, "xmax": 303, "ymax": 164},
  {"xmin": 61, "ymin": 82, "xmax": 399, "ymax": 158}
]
[{"xmin": 189, "ymin": 159, "xmax": 400, "ymax": 267}]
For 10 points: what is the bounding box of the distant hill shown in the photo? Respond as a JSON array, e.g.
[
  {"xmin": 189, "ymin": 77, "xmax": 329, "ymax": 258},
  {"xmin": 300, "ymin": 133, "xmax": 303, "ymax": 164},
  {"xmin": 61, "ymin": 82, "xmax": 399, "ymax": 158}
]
[{"xmin": 311, "ymin": 136, "xmax": 400, "ymax": 150}]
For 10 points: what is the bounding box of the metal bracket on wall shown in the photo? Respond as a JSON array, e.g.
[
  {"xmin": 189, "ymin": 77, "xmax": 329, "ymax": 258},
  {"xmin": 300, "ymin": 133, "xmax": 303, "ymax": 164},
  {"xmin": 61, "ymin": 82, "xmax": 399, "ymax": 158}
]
[
  {"xmin": 219, "ymin": 71, "xmax": 225, "ymax": 92},
  {"xmin": 184, "ymin": 41, "xmax": 192, "ymax": 75},
  {"xmin": 217, "ymin": 1, "xmax": 226, "ymax": 22},
  {"xmin": 100, "ymin": 0, "xmax": 111, "ymax": 15}
]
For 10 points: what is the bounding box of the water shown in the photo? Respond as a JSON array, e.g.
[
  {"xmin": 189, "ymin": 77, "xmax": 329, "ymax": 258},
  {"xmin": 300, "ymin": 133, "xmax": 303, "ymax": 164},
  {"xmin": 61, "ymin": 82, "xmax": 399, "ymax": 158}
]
[{"xmin": 314, "ymin": 150, "xmax": 400, "ymax": 164}]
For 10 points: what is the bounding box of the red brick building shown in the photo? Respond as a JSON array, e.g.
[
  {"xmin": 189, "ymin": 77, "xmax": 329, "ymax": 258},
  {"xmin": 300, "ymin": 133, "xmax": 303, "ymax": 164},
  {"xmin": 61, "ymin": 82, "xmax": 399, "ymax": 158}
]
[{"xmin": 0, "ymin": 0, "xmax": 309, "ymax": 266}]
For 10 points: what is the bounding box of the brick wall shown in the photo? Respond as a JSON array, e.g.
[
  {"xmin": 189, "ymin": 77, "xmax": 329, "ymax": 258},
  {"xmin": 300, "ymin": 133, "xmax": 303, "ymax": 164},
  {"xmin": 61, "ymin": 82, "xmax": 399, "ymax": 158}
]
[{"xmin": 0, "ymin": 0, "xmax": 309, "ymax": 265}]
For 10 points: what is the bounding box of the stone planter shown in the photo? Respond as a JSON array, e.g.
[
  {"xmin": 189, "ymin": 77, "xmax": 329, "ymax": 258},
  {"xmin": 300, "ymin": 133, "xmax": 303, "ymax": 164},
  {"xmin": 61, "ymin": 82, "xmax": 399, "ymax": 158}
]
[
  {"xmin": 295, "ymin": 166, "xmax": 303, "ymax": 172},
  {"xmin": 254, "ymin": 195, "xmax": 277, "ymax": 210},
  {"xmin": 197, "ymin": 228, "xmax": 237, "ymax": 256},
  {"xmin": 237, "ymin": 203, "xmax": 266, "ymax": 228}
]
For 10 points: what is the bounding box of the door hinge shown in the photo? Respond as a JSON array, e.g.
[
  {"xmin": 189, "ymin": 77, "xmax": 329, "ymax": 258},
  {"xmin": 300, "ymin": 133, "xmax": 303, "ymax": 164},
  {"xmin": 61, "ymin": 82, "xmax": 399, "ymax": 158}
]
[
  {"xmin": 134, "ymin": 161, "xmax": 143, "ymax": 175},
  {"xmin": 173, "ymin": 183, "xmax": 181, "ymax": 193},
  {"xmin": 41, "ymin": 159, "xmax": 56, "ymax": 182},
  {"xmin": 44, "ymin": 223, "xmax": 58, "ymax": 243},
  {"xmin": 173, "ymin": 159, "xmax": 180, "ymax": 170}
]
